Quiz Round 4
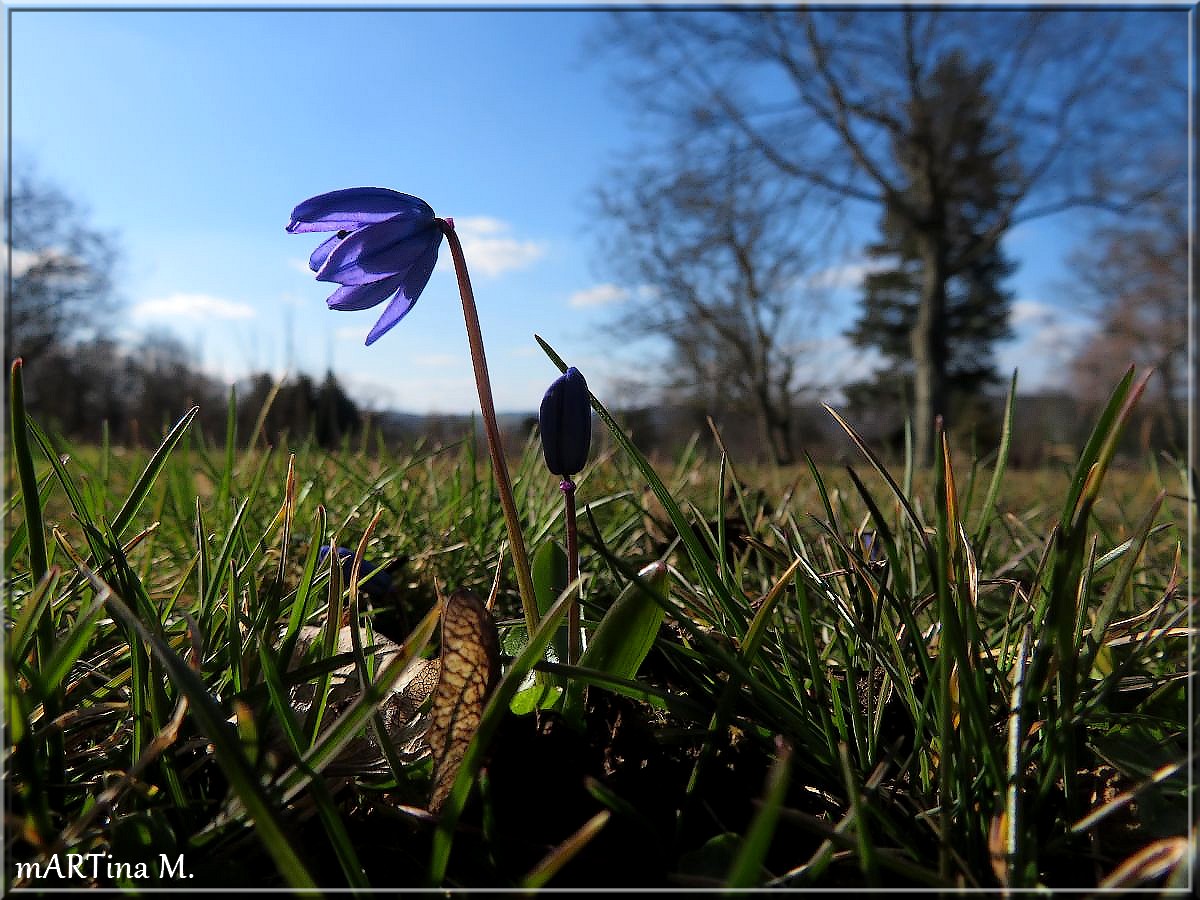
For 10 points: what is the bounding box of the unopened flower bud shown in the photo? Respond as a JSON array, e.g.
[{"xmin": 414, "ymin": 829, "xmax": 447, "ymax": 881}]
[{"xmin": 539, "ymin": 367, "xmax": 591, "ymax": 478}]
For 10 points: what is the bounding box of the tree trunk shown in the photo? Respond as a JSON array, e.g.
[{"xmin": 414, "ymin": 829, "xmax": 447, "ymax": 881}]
[
  {"xmin": 1157, "ymin": 356, "xmax": 1185, "ymax": 453},
  {"xmin": 911, "ymin": 238, "xmax": 949, "ymax": 467},
  {"xmin": 754, "ymin": 381, "xmax": 795, "ymax": 466}
]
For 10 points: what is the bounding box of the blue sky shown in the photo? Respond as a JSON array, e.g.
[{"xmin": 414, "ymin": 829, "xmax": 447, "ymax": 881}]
[{"xmin": 8, "ymin": 7, "xmax": 1148, "ymax": 414}]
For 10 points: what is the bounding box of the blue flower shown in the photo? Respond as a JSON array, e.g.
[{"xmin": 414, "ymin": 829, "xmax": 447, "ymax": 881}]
[
  {"xmin": 318, "ymin": 545, "xmax": 393, "ymax": 600},
  {"xmin": 288, "ymin": 187, "xmax": 443, "ymax": 345},
  {"xmin": 539, "ymin": 367, "xmax": 591, "ymax": 478}
]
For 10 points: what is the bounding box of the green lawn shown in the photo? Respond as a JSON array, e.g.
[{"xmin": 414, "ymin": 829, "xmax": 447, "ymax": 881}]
[{"xmin": 4, "ymin": 366, "xmax": 1193, "ymax": 890}]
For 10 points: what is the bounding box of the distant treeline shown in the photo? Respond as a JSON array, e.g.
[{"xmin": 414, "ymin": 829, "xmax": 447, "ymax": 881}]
[
  {"xmin": 15, "ymin": 333, "xmax": 1182, "ymax": 467},
  {"xmin": 17, "ymin": 334, "xmax": 359, "ymax": 451}
]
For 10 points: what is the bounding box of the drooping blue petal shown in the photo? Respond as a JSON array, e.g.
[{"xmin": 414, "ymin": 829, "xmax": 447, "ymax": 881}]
[
  {"xmin": 316, "ymin": 219, "xmax": 441, "ymax": 286},
  {"xmin": 326, "ymin": 273, "xmax": 405, "ymax": 311},
  {"xmin": 309, "ymin": 233, "xmax": 344, "ymax": 272},
  {"xmin": 398, "ymin": 235, "xmax": 440, "ymax": 302},
  {"xmin": 364, "ymin": 294, "xmax": 420, "ymax": 346},
  {"xmin": 287, "ymin": 187, "xmax": 434, "ymax": 233},
  {"xmin": 360, "ymin": 239, "xmax": 440, "ymax": 344},
  {"xmin": 539, "ymin": 367, "xmax": 592, "ymax": 477}
]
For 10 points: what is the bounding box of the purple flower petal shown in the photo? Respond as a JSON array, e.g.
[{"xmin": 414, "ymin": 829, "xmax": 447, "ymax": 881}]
[
  {"xmin": 309, "ymin": 233, "xmax": 344, "ymax": 272},
  {"xmin": 401, "ymin": 237, "xmax": 440, "ymax": 300},
  {"xmin": 364, "ymin": 295, "xmax": 419, "ymax": 346},
  {"xmin": 287, "ymin": 187, "xmax": 434, "ymax": 233},
  {"xmin": 316, "ymin": 219, "xmax": 441, "ymax": 286},
  {"xmin": 362, "ymin": 239, "xmax": 440, "ymax": 345},
  {"xmin": 326, "ymin": 273, "xmax": 405, "ymax": 311}
]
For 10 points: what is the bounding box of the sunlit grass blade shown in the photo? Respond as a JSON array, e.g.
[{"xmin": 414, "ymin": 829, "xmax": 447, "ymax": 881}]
[
  {"xmin": 274, "ymin": 601, "xmax": 441, "ymax": 806},
  {"xmin": 822, "ymin": 403, "xmax": 934, "ymax": 566},
  {"xmin": 37, "ymin": 591, "xmax": 108, "ymax": 697},
  {"xmin": 10, "ymin": 360, "xmax": 48, "ymax": 582},
  {"xmin": 217, "ymin": 385, "xmax": 237, "ymax": 514},
  {"xmin": 520, "ymin": 810, "xmax": 611, "ymax": 889},
  {"xmin": 11, "ymin": 362, "xmax": 65, "ymax": 813},
  {"xmin": 348, "ymin": 509, "xmax": 408, "ymax": 782},
  {"xmin": 110, "ymin": 406, "xmax": 199, "ymax": 538},
  {"xmin": 3, "ymin": 468, "xmax": 54, "ymax": 575},
  {"xmin": 9, "ymin": 567, "xmax": 61, "ymax": 667},
  {"xmin": 973, "ymin": 371, "xmax": 1017, "ymax": 545},
  {"xmin": 1078, "ymin": 491, "xmax": 1166, "ymax": 684},
  {"xmin": 428, "ymin": 584, "xmax": 574, "ymax": 886},
  {"xmin": 279, "ymin": 504, "xmax": 327, "ymax": 665},
  {"xmin": 563, "ymin": 561, "xmax": 669, "ymax": 721},
  {"xmin": 726, "ymin": 737, "xmax": 792, "ymax": 888},
  {"xmin": 256, "ymin": 638, "xmax": 370, "ymax": 889},
  {"xmin": 4, "ymin": 652, "xmax": 53, "ymax": 844},
  {"xmin": 531, "ymin": 539, "xmax": 570, "ymax": 667},
  {"xmin": 74, "ymin": 565, "xmax": 318, "ymax": 889}
]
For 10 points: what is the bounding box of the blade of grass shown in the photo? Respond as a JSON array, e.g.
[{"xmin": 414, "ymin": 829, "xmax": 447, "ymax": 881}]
[
  {"xmin": 9, "ymin": 567, "xmax": 62, "ymax": 666},
  {"xmin": 973, "ymin": 371, "xmax": 1017, "ymax": 546},
  {"xmin": 12, "ymin": 363, "xmax": 68, "ymax": 815},
  {"xmin": 520, "ymin": 810, "xmax": 611, "ymax": 889},
  {"xmin": 256, "ymin": 639, "xmax": 370, "ymax": 889},
  {"xmin": 726, "ymin": 736, "xmax": 793, "ymax": 889},
  {"xmin": 272, "ymin": 601, "xmax": 442, "ymax": 808},
  {"xmin": 536, "ymin": 334, "xmax": 740, "ymax": 623},
  {"xmin": 77, "ymin": 565, "xmax": 318, "ymax": 889},
  {"xmin": 428, "ymin": 584, "xmax": 574, "ymax": 886},
  {"xmin": 110, "ymin": 406, "xmax": 199, "ymax": 538}
]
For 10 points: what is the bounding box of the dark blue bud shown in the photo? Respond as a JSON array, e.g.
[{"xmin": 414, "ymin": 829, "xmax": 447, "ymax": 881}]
[
  {"xmin": 318, "ymin": 545, "xmax": 393, "ymax": 599},
  {"xmin": 539, "ymin": 367, "xmax": 591, "ymax": 478}
]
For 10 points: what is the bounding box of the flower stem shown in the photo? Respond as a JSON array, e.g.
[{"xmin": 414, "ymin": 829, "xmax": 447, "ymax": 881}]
[
  {"xmin": 438, "ymin": 219, "xmax": 539, "ymax": 635},
  {"xmin": 561, "ymin": 478, "xmax": 581, "ymax": 666}
]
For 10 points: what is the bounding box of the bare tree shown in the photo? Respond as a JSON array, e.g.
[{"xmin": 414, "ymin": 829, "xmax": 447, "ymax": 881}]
[
  {"xmin": 1069, "ymin": 197, "xmax": 1187, "ymax": 451},
  {"xmin": 595, "ymin": 139, "xmax": 832, "ymax": 465},
  {"xmin": 7, "ymin": 164, "xmax": 120, "ymax": 360},
  {"xmin": 599, "ymin": 8, "xmax": 1186, "ymax": 463}
]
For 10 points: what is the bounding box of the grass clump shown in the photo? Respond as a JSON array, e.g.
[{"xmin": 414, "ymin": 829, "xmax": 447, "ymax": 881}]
[{"xmin": 4, "ymin": 359, "xmax": 1192, "ymax": 890}]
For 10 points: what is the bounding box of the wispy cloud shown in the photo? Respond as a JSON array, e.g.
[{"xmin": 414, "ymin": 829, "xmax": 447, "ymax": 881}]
[
  {"xmin": 807, "ymin": 257, "xmax": 895, "ymax": 291},
  {"xmin": 568, "ymin": 282, "xmax": 659, "ymax": 308},
  {"xmin": 287, "ymin": 257, "xmax": 313, "ymax": 276},
  {"xmin": 10, "ymin": 246, "xmax": 82, "ymax": 279},
  {"xmin": 1009, "ymin": 298, "xmax": 1056, "ymax": 327},
  {"xmin": 437, "ymin": 216, "xmax": 546, "ymax": 277},
  {"xmin": 998, "ymin": 299, "xmax": 1097, "ymax": 390},
  {"xmin": 569, "ymin": 283, "xmax": 628, "ymax": 308},
  {"xmin": 132, "ymin": 292, "xmax": 255, "ymax": 321}
]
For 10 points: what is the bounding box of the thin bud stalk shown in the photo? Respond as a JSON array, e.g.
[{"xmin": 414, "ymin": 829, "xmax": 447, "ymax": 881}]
[{"xmin": 561, "ymin": 478, "xmax": 581, "ymax": 666}]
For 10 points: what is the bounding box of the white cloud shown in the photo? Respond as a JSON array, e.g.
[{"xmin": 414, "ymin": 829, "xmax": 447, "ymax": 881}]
[
  {"xmin": 10, "ymin": 246, "xmax": 83, "ymax": 279},
  {"xmin": 568, "ymin": 283, "xmax": 629, "ymax": 308},
  {"xmin": 997, "ymin": 301, "xmax": 1098, "ymax": 391},
  {"xmin": 11, "ymin": 249, "xmax": 41, "ymax": 278},
  {"xmin": 132, "ymin": 293, "xmax": 255, "ymax": 321},
  {"xmin": 807, "ymin": 257, "xmax": 895, "ymax": 291},
  {"xmin": 1009, "ymin": 298, "xmax": 1056, "ymax": 327},
  {"xmin": 568, "ymin": 282, "xmax": 659, "ymax": 308},
  {"xmin": 288, "ymin": 257, "xmax": 313, "ymax": 276},
  {"xmin": 436, "ymin": 217, "xmax": 546, "ymax": 277},
  {"xmin": 787, "ymin": 335, "xmax": 884, "ymax": 396}
]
